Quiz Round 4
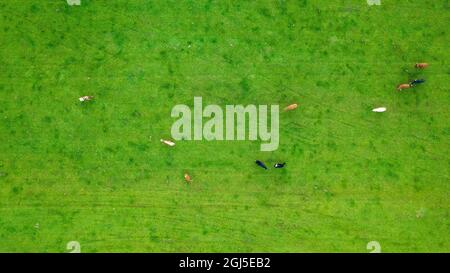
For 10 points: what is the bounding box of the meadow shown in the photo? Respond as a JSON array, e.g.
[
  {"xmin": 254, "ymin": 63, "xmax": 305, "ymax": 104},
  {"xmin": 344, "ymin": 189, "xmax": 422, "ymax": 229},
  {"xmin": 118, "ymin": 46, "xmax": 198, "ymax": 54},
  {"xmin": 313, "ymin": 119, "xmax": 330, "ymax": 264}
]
[{"xmin": 0, "ymin": 0, "xmax": 449, "ymax": 252}]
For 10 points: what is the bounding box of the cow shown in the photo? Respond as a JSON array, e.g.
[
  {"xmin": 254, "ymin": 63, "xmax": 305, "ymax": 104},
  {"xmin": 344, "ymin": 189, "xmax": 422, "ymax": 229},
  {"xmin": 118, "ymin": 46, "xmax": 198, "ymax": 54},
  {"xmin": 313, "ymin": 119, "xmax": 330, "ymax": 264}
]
[
  {"xmin": 415, "ymin": 63, "xmax": 429, "ymax": 69},
  {"xmin": 397, "ymin": 83, "xmax": 412, "ymax": 91},
  {"xmin": 79, "ymin": 95, "xmax": 94, "ymax": 102},
  {"xmin": 160, "ymin": 139, "xmax": 176, "ymax": 147},
  {"xmin": 184, "ymin": 173, "xmax": 192, "ymax": 183},
  {"xmin": 284, "ymin": 103, "xmax": 298, "ymax": 111},
  {"xmin": 410, "ymin": 79, "xmax": 426, "ymax": 86},
  {"xmin": 255, "ymin": 160, "xmax": 268, "ymax": 170}
]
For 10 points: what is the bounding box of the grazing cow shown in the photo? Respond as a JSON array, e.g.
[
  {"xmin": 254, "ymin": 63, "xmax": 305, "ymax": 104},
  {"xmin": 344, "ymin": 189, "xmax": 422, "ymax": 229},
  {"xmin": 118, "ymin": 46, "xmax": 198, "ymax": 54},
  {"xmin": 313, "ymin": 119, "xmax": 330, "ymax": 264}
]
[
  {"xmin": 184, "ymin": 173, "xmax": 192, "ymax": 183},
  {"xmin": 415, "ymin": 63, "xmax": 429, "ymax": 69},
  {"xmin": 274, "ymin": 162, "xmax": 286, "ymax": 168},
  {"xmin": 284, "ymin": 103, "xmax": 298, "ymax": 111},
  {"xmin": 160, "ymin": 139, "xmax": 175, "ymax": 147},
  {"xmin": 372, "ymin": 107, "xmax": 387, "ymax": 113},
  {"xmin": 255, "ymin": 160, "xmax": 268, "ymax": 170},
  {"xmin": 410, "ymin": 79, "xmax": 426, "ymax": 86},
  {"xmin": 397, "ymin": 83, "xmax": 412, "ymax": 91},
  {"xmin": 79, "ymin": 95, "xmax": 94, "ymax": 102}
]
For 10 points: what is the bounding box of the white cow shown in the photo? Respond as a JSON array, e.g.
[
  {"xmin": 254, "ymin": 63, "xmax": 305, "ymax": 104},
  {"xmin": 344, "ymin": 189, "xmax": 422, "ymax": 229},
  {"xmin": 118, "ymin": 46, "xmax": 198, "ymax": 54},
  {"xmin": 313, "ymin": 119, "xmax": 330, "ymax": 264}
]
[{"xmin": 372, "ymin": 107, "xmax": 386, "ymax": 113}]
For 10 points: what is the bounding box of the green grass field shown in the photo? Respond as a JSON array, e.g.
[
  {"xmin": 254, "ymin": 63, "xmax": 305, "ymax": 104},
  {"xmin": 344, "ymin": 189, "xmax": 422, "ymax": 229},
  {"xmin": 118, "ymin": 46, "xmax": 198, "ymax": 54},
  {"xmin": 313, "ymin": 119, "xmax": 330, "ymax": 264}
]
[{"xmin": 0, "ymin": 0, "xmax": 449, "ymax": 253}]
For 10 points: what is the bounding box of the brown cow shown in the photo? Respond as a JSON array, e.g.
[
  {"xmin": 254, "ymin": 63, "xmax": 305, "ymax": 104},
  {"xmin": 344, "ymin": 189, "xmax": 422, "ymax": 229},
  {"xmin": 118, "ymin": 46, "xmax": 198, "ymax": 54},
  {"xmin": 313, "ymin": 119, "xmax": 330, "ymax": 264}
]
[
  {"xmin": 415, "ymin": 63, "xmax": 429, "ymax": 69},
  {"xmin": 184, "ymin": 173, "xmax": 192, "ymax": 183},
  {"xmin": 284, "ymin": 103, "xmax": 298, "ymax": 111},
  {"xmin": 397, "ymin": 83, "xmax": 412, "ymax": 91}
]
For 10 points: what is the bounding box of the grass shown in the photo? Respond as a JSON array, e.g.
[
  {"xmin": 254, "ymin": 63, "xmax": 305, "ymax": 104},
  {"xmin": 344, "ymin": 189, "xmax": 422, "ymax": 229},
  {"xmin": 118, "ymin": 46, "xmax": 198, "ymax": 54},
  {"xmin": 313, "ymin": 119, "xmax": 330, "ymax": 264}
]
[{"xmin": 0, "ymin": 0, "xmax": 449, "ymax": 252}]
